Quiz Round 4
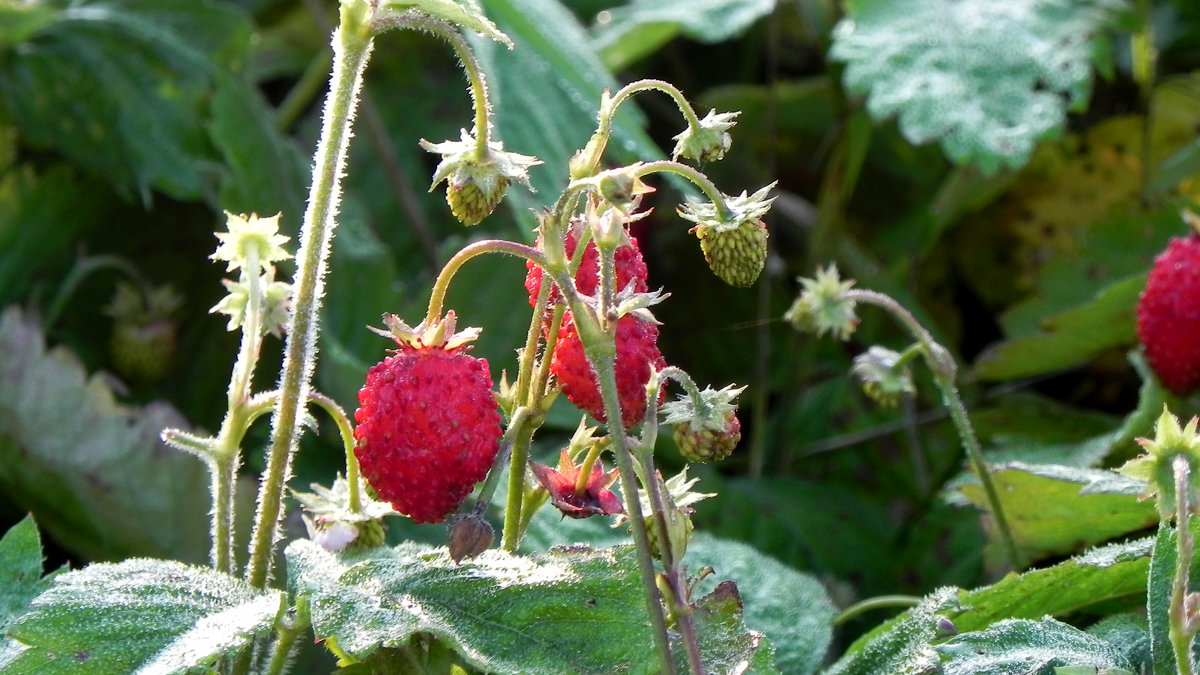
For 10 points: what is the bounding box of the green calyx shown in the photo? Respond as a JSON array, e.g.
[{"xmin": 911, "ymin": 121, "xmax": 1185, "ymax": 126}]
[
  {"xmin": 421, "ymin": 129, "xmax": 541, "ymax": 226},
  {"xmin": 1120, "ymin": 406, "xmax": 1200, "ymax": 520},
  {"xmin": 784, "ymin": 264, "xmax": 860, "ymax": 341}
]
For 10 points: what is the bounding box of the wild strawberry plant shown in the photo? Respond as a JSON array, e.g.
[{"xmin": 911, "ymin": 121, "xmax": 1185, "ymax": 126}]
[{"xmin": 3, "ymin": 0, "xmax": 1200, "ymax": 673}]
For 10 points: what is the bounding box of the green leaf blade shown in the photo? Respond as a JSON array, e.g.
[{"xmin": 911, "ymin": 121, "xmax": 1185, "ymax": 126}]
[
  {"xmin": 955, "ymin": 462, "xmax": 1158, "ymax": 566},
  {"xmin": 289, "ymin": 540, "xmax": 658, "ymax": 675},
  {"xmin": 937, "ymin": 617, "xmax": 1132, "ymax": 674},
  {"xmin": 6, "ymin": 559, "xmax": 282, "ymax": 673},
  {"xmin": 831, "ymin": 0, "xmax": 1129, "ymax": 173},
  {"xmin": 0, "ymin": 306, "xmax": 211, "ymax": 564},
  {"xmin": 0, "ymin": 0, "xmax": 253, "ymax": 202}
]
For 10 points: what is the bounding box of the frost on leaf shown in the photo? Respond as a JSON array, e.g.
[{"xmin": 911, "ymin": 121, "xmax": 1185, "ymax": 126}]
[{"xmin": 830, "ymin": 0, "xmax": 1129, "ymax": 174}]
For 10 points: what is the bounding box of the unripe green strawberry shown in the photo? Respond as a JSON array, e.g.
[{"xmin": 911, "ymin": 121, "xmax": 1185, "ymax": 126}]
[
  {"xmin": 694, "ymin": 218, "xmax": 768, "ymax": 287},
  {"xmin": 446, "ymin": 177, "xmax": 509, "ymax": 226},
  {"xmin": 641, "ymin": 511, "xmax": 693, "ymax": 561},
  {"xmin": 1138, "ymin": 232, "xmax": 1200, "ymax": 395},
  {"xmin": 110, "ymin": 318, "xmax": 178, "ymax": 383},
  {"xmin": 674, "ymin": 409, "xmax": 741, "ymax": 463},
  {"xmin": 353, "ymin": 313, "xmax": 502, "ymax": 524},
  {"xmin": 105, "ymin": 282, "xmax": 182, "ymax": 383}
]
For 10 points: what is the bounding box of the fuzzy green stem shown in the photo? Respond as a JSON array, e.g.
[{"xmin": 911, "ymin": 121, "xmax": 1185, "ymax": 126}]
[
  {"xmin": 591, "ymin": 355, "xmax": 677, "ymax": 675},
  {"xmin": 501, "ymin": 424, "xmax": 536, "ymax": 553},
  {"xmin": 571, "ymin": 79, "xmax": 706, "ymax": 179},
  {"xmin": 277, "ymin": 49, "xmax": 335, "ymax": 133},
  {"xmin": 426, "ymin": 239, "xmax": 546, "ymax": 322},
  {"xmin": 476, "ymin": 407, "xmax": 531, "ymax": 510},
  {"xmin": 228, "ymin": 250, "xmax": 264, "ymax": 410},
  {"xmin": 844, "ymin": 289, "xmax": 1020, "ymax": 570},
  {"xmin": 834, "ymin": 595, "xmax": 922, "ymax": 626},
  {"xmin": 307, "ymin": 391, "xmax": 361, "ymax": 514},
  {"xmin": 262, "ymin": 612, "xmax": 303, "ymax": 675},
  {"xmin": 635, "ymin": 160, "xmax": 734, "ymax": 222},
  {"xmin": 210, "ymin": 455, "xmax": 238, "ymax": 575},
  {"xmin": 376, "ymin": 12, "xmax": 493, "ymax": 154},
  {"xmin": 246, "ymin": 6, "xmax": 375, "ymax": 590},
  {"xmin": 630, "ymin": 376, "xmax": 705, "ymax": 675},
  {"xmin": 655, "ymin": 367, "xmax": 710, "ymax": 419},
  {"xmin": 207, "ymin": 251, "xmax": 266, "ymax": 574},
  {"xmin": 608, "ymin": 79, "xmax": 704, "ymax": 132},
  {"xmin": 1171, "ymin": 455, "xmax": 1198, "ymax": 675},
  {"xmin": 1132, "ymin": 0, "xmax": 1156, "ymax": 199}
]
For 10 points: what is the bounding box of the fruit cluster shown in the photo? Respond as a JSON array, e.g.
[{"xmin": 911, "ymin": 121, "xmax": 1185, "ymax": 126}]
[{"xmin": 525, "ymin": 217, "xmax": 666, "ymax": 430}]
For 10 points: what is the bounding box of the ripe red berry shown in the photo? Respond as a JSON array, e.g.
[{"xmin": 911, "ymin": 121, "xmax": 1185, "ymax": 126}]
[
  {"xmin": 525, "ymin": 223, "xmax": 649, "ymax": 307},
  {"xmin": 550, "ymin": 313, "xmax": 666, "ymax": 429},
  {"xmin": 353, "ymin": 339, "xmax": 502, "ymax": 524},
  {"xmin": 1138, "ymin": 233, "xmax": 1200, "ymax": 395}
]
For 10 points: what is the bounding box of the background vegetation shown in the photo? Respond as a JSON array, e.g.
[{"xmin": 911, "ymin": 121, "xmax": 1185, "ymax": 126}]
[{"xmin": 3, "ymin": 0, "xmax": 1200, "ymax": 669}]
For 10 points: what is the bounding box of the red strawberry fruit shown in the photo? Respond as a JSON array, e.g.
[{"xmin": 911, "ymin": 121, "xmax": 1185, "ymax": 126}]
[
  {"xmin": 353, "ymin": 312, "xmax": 502, "ymax": 524},
  {"xmin": 1138, "ymin": 231, "xmax": 1200, "ymax": 395},
  {"xmin": 550, "ymin": 313, "xmax": 666, "ymax": 429},
  {"xmin": 525, "ymin": 221, "xmax": 648, "ymax": 307}
]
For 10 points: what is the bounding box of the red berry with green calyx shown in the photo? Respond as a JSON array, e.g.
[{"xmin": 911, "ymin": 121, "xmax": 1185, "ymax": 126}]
[
  {"xmin": 353, "ymin": 312, "xmax": 502, "ymax": 524},
  {"xmin": 525, "ymin": 221, "xmax": 648, "ymax": 307},
  {"xmin": 550, "ymin": 313, "xmax": 665, "ymax": 430},
  {"xmin": 1138, "ymin": 231, "xmax": 1200, "ymax": 396}
]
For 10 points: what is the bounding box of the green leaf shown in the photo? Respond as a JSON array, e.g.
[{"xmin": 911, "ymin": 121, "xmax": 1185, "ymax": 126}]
[
  {"xmin": 0, "ymin": 516, "xmax": 56, "ymax": 634},
  {"xmin": 686, "ymin": 581, "xmax": 778, "ymax": 675},
  {"xmin": 830, "ymin": 0, "xmax": 1129, "ymax": 174},
  {"xmin": 936, "ymin": 617, "xmax": 1132, "ymax": 674},
  {"xmin": 288, "ymin": 540, "xmax": 658, "ymax": 674},
  {"xmin": 207, "ymin": 73, "xmax": 309, "ymax": 225},
  {"xmin": 591, "ymin": 0, "xmax": 775, "ymax": 71},
  {"xmin": 0, "ymin": 306, "xmax": 211, "ymax": 563},
  {"xmin": 1086, "ymin": 614, "xmax": 1151, "ymax": 673},
  {"xmin": 954, "ymin": 462, "xmax": 1158, "ymax": 565},
  {"xmin": 972, "ymin": 275, "xmax": 1142, "ymax": 382},
  {"xmin": 825, "ymin": 587, "xmax": 959, "ymax": 675},
  {"xmin": 830, "ymin": 537, "xmax": 1151, "ymax": 673},
  {"xmin": 4, "ymin": 558, "xmax": 283, "ymax": 673},
  {"xmin": 0, "ymin": 515, "xmax": 61, "ymax": 669},
  {"xmin": 952, "ymin": 537, "xmax": 1153, "ymax": 633},
  {"xmin": 0, "ymin": 0, "xmax": 253, "ymax": 202},
  {"xmin": 686, "ymin": 534, "xmax": 835, "ymax": 675}
]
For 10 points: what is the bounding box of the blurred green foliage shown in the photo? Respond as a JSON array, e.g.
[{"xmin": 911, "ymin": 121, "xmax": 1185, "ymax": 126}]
[{"xmin": 3, "ymin": 0, "xmax": 1200, "ymax": 668}]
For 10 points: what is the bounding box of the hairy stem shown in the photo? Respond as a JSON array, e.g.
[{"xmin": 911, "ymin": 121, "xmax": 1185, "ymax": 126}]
[
  {"xmin": 426, "ymin": 239, "xmax": 545, "ymax": 322},
  {"xmin": 834, "ymin": 595, "xmax": 922, "ymax": 626},
  {"xmin": 1172, "ymin": 456, "xmax": 1198, "ymax": 675},
  {"xmin": 501, "ymin": 424, "xmax": 536, "ymax": 553},
  {"xmin": 591, "ymin": 355, "xmax": 676, "ymax": 675},
  {"xmin": 636, "ymin": 160, "xmax": 734, "ymax": 221},
  {"xmin": 388, "ymin": 13, "xmax": 493, "ymax": 154},
  {"xmin": 307, "ymin": 391, "xmax": 361, "ymax": 514},
  {"xmin": 246, "ymin": 5, "xmax": 375, "ymax": 589},
  {"xmin": 844, "ymin": 289, "xmax": 1020, "ymax": 570}
]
